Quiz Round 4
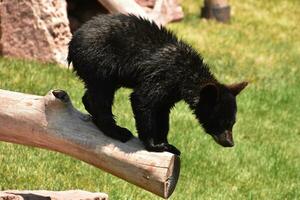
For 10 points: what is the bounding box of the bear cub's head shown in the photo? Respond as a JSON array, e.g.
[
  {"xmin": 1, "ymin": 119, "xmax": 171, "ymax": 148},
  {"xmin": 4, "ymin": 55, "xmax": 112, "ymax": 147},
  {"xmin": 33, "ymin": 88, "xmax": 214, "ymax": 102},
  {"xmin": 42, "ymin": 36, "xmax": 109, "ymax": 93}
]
[{"xmin": 195, "ymin": 81, "xmax": 248, "ymax": 147}]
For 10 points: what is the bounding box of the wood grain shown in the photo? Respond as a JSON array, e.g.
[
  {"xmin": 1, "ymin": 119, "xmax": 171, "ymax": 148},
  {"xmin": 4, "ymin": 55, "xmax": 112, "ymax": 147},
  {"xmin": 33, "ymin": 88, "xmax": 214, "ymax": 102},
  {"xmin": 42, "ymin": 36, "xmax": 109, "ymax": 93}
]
[{"xmin": 0, "ymin": 89, "xmax": 180, "ymax": 199}]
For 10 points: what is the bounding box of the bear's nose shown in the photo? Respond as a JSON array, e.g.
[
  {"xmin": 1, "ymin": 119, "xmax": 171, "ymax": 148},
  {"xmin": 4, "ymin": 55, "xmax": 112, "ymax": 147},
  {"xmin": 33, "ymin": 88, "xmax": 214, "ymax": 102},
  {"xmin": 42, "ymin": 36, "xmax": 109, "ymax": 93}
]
[{"xmin": 212, "ymin": 130, "xmax": 234, "ymax": 147}]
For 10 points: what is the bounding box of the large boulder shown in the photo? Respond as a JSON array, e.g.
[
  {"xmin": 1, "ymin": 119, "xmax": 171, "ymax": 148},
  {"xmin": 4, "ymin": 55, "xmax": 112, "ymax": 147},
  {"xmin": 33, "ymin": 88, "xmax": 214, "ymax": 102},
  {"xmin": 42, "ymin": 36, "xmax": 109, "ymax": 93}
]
[
  {"xmin": 0, "ymin": 0, "xmax": 72, "ymax": 65},
  {"xmin": 0, "ymin": 0, "xmax": 183, "ymax": 66}
]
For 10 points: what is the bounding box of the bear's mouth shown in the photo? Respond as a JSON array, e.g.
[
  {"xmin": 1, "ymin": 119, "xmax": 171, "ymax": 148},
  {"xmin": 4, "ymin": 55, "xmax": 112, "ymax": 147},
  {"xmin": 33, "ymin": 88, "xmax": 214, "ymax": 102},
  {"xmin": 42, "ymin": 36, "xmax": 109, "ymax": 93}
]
[{"xmin": 211, "ymin": 130, "xmax": 234, "ymax": 147}]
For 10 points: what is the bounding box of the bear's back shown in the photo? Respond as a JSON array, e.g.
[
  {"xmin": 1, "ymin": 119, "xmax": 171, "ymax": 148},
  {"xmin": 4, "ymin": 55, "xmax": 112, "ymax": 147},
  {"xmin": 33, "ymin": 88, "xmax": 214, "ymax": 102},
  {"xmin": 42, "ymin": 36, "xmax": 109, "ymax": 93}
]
[
  {"xmin": 76, "ymin": 14, "xmax": 178, "ymax": 49},
  {"xmin": 68, "ymin": 14, "xmax": 204, "ymax": 89}
]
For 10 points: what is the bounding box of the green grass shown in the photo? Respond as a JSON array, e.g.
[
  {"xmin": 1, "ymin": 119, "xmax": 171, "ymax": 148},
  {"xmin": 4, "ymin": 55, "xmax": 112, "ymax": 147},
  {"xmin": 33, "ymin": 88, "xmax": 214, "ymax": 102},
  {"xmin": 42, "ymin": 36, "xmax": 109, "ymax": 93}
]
[{"xmin": 0, "ymin": 0, "xmax": 300, "ymax": 199}]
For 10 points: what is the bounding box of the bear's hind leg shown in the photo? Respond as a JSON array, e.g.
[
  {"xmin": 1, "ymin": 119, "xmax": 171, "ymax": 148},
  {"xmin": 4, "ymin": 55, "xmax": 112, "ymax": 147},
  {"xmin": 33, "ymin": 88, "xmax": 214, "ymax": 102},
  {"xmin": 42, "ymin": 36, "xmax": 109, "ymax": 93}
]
[
  {"xmin": 83, "ymin": 86, "xmax": 133, "ymax": 142},
  {"xmin": 82, "ymin": 90, "xmax": 92, "ymax": 114}
]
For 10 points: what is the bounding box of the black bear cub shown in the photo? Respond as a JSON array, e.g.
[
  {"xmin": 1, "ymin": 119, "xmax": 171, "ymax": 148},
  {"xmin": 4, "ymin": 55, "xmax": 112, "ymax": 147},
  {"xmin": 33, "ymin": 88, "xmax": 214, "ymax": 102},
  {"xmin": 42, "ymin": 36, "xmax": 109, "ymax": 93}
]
[{"xmin": 68, "ymin": 14, "xmax": 247, "ymax": 155}]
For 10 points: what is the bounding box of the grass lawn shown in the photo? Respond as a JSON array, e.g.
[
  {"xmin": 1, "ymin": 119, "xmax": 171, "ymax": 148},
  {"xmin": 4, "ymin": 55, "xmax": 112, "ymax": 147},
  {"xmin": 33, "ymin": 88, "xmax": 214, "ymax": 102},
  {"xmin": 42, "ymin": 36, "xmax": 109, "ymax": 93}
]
[{"xmin": 0, "ymin": 0, "xmax": 299, "ymax": 199}]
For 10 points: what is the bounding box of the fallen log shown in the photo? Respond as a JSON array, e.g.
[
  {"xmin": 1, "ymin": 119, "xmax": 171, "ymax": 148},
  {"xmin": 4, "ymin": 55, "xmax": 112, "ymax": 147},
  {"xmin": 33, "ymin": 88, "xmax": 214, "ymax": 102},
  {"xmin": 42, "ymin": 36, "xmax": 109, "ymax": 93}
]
[
  {"xmin": 98, "ymin": 0, "xmax": 152, "ymax": 21},
  {"xmin": 97, "ymin": 0, "xmax": 184, "ymax": 26},
  {"xmin": 0, "ymin": 190, "xmax": 108, "ymax": 200},
  {"xmin": 0, "ymin": 89, "xmax": 180, "ymax": 199}
]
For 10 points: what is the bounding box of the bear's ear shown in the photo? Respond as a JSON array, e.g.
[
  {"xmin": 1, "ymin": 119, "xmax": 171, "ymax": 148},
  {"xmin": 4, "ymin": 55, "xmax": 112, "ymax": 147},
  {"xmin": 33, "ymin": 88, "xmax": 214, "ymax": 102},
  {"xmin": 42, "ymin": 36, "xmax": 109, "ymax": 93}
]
[
  {"xmin": 227, "ymin": 81, "xmax": 248, "ymax": 96},
  {"xmin": 200, "ymin": 83, "xmax": 219, "ymax": 104}
]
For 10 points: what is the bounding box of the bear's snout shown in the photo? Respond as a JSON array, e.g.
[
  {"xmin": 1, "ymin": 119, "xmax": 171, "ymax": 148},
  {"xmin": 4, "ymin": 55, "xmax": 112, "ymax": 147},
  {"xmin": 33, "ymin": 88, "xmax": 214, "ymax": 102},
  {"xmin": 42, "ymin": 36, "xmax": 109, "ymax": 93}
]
[{"xmin": 211, "ymin": 130, "xmax": 234, "ymax": 147}]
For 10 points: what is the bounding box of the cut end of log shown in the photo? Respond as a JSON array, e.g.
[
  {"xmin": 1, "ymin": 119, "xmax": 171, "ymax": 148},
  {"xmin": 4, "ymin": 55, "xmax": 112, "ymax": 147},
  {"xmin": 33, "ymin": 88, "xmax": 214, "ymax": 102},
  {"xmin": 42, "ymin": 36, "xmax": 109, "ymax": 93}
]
[{"xmin": 165, "ymin": 155, "xmax": 180, "ymax": 198}]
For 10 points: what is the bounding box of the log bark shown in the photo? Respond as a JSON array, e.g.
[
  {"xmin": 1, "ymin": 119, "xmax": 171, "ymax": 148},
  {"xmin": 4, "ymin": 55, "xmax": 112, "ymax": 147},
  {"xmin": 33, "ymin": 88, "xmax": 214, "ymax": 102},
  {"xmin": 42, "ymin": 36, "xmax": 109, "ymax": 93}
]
[
  {"xmin": 0, "ymin": 190, "xmax": 108, "ymax": 200},
  {"xmin": 0, "ymin": 89, "xmax": 180, "ymax": 199}
]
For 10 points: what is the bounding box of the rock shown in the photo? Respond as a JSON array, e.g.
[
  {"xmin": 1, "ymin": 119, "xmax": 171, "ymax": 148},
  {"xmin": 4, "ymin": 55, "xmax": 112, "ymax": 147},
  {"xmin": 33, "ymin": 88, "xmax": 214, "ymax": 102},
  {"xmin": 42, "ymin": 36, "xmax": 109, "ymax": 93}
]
[
  {"xmin": 0, "ymin": 0, "xmax": 72, "ymax": 65},
  {"xmin": 0, "ymin": 190, "xmax": 108, "ymax": 200},
  {"xmin": 0, "ymin": 0, "xmax": 184, "ymax": 65}
]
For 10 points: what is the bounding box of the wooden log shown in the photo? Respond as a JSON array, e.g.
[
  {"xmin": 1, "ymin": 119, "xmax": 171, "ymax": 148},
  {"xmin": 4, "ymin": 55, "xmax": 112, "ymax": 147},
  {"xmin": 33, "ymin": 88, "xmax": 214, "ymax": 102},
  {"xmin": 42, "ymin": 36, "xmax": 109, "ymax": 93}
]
[
  {"xmin": 97, "ymin": 0, "xmax": 184, "ymax": 26},
  {"xmin": 98, "ymin": 0, "xmax": 152, "ymax": 21},
  {"xmin": 0, "ymin": 190, "xmax": 108, "ymax": 200},
  {"xmin": 201, "ymin": 0, "xmax": 231, "ymax": 23},
  {"xmin": 0, "ymin": 89, "xmax": 180, "ymax": 199}
]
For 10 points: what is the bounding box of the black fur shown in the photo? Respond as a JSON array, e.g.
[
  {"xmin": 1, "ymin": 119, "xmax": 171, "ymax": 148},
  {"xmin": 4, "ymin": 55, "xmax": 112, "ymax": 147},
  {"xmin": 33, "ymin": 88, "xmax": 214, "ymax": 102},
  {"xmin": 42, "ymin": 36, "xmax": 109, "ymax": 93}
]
[{"xmin": 68, "ymin": 14, "xmax": 247, "ymax": 155}]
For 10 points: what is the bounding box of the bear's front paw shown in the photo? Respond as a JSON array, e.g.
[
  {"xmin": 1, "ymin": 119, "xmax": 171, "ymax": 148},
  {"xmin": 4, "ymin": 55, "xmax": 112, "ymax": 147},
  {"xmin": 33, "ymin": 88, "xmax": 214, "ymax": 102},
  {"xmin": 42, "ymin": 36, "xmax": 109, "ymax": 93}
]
[
  {"xmin": 144, "ymin": 143, "xmax": 181, "ymax": 156},
  {"xmin": 164, "ymin": 144, "xmax": 181, "ymax": 156}
]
